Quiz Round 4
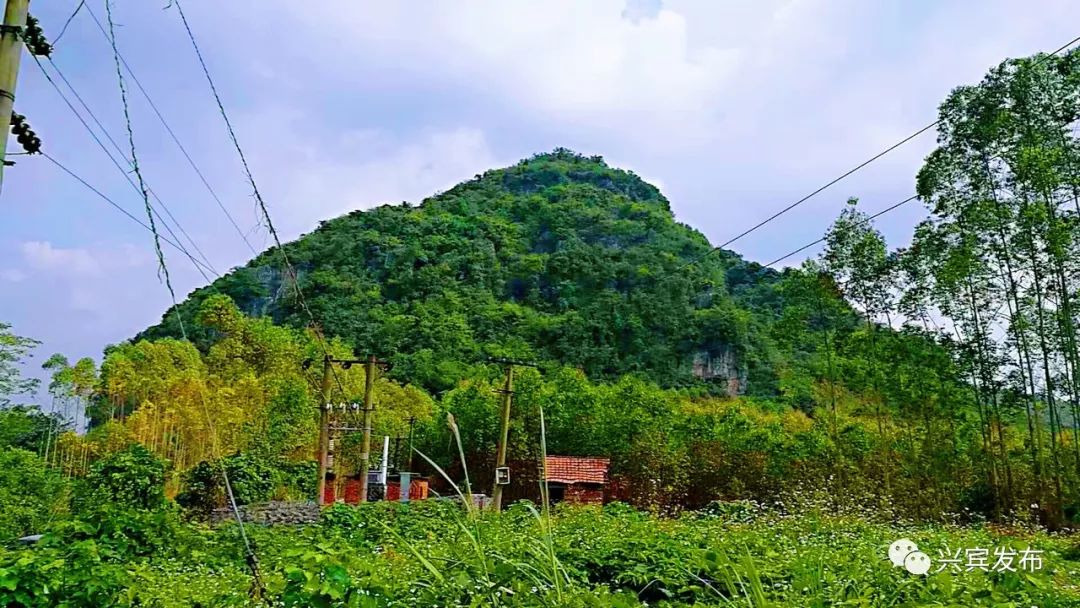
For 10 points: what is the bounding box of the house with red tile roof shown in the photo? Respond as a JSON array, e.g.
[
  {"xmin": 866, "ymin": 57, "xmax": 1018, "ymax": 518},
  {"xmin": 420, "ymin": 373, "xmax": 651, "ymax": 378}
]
[{"xmin": 544, "ymin": 456, "xmax": 610, "ymax": 505}]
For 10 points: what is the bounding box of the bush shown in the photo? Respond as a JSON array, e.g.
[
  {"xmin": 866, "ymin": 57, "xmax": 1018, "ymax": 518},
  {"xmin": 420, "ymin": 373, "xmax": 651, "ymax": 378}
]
[
  {"xmin": 74, "ymin": 444, "xmax": 165, "ymax": 513},
  {"xmin": 0, "ymin": 447, "xmax": 67, "ymax": 540},
  {"xmin": 45, "ymin": 504, "xmax": 183, "ymax": 559},
  {"xmin": 274, "ymin": 460, "xmax": 317, "ymax": 500},
  {"xmin": 177, "ymin": 453, "xmax": 278, "ymax": 517},
  {"xmin": 0, "ymin": 406, "xmax": 65, "ymax": 452}
]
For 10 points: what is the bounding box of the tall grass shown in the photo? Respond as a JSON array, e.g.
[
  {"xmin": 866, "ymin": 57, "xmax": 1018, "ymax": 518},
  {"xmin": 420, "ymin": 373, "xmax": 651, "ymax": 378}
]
[
  {"xmin": 402, "ymin": 408, "xmax": 572, "ymax": 605},
  {"xmin": 536, "ymin": 406, "xmax": 564, "ymax": 601},
  {"xmin": 397, "ymin": 409, "xmax": 782, "ymax": 607}
]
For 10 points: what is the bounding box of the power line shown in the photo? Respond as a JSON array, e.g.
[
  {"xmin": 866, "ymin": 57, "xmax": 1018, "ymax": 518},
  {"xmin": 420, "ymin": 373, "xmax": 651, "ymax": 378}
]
[
  {"xmin": 29, "ymin": 53, "xmax": 216, "ymax": 282},
  {"xmin": 105, "ymin": 0, "xmax": 188, "ymax": 339},
  {"xmin": 171, "ymin": 0, "xmax": 350, "ymax": 398},
  {"xmin": 762, "ymin": 195, "xmax": 919, "ymax": 268},
  {"xmin": 42, "ymin": 147, "xmax": 264, "ymax": 597},
  {"xmin": 41, "ymin": 151, "xmax": 219, "ymax": 279},
  {"xmin": 759, "ymin": 192, "xmax": 1080, "ymax": 274},
  {"xmin": 56, "ymin": 4, "xmax": 263, "ymax": 595},
  {"xmin": 684, "ymin": 32, "xmax": 1080, "ymax": 270},
  {"xmin": 168, "ymin": 1, "xmax": 350, "ymax": 592},
  {"xmin": 81, "ymin": 2, "xmax": 259, "ymax": 257},
  {"xmin": 42, "ymin": 56, "xmax": 219, "ymax": 277},
  {"xmin": 52, "ymin": 0, "xmax": 86, "ymax": 47}
]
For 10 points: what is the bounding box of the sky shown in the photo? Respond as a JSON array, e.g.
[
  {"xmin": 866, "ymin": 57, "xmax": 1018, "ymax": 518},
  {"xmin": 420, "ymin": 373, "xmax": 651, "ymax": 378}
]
[{"xmin": 2, "ymin": 0, "xmax": 1079, "ymax": 404}]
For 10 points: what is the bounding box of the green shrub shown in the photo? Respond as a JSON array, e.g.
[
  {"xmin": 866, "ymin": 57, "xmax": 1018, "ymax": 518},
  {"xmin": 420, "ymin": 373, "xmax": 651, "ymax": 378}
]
[
  {"xmin": 0, "ymin": 406, "xmax": 65, "ymax": 452},
  {"xmin": 274, "ymin": 460, "xmax": 317, "ymax": 500},
  {"xmin": 74, "ymin": 444, "xmax": 165, "ymax": 513},
  {"xmin": 0, "ymin": 447, "xmax": 67, "ymax": 540},
  {"xmin": 0, "ymin": 504, "xmax": 1076, "ymax": 606},
  {"xmin": 177, "ymin": 453, "xmax": 279, "ymax": 517}
]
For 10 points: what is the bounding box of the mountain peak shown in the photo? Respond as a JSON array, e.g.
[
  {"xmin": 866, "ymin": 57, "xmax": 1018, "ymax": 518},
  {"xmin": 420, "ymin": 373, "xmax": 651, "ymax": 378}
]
[
  {"xmin": 139, "ymin": 150, "xmax": 771, "ymax": 394},
  {"xmin": 442, "ymin": 148, "xmax": 667, "ymax": 209}
]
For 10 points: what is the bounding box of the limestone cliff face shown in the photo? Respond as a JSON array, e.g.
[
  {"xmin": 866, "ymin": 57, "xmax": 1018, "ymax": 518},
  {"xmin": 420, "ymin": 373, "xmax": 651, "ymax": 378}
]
[{"xmin": 692, "ymin": 347, "xmax": 746, "ymax": 396}]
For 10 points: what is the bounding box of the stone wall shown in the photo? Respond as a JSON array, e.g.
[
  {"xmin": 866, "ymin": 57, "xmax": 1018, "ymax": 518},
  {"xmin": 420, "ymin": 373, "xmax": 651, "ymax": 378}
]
[{"xmin": 210, "ymin": 501, "xmax": 320, "ymax": 526}]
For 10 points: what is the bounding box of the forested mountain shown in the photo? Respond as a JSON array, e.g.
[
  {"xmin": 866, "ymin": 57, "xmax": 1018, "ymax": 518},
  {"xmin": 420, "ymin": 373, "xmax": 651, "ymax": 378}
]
[{"xmin": 140, "ymin": 149, "xmax": 808, "ymax": 396}]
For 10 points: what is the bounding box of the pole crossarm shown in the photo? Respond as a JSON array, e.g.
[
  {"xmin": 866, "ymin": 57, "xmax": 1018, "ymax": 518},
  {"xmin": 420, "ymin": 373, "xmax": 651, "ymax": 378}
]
[
  {"xmin": 486, "ymin": 356, "xmax": 540, "ymax": 368},
  {"xmin": 316, "ymin": 353, "xmax": 386, "ymax": 505}
]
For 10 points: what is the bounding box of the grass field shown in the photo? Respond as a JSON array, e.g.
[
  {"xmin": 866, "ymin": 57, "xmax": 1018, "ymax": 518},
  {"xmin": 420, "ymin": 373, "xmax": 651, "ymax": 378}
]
[{"xmin": 6, "ymin": 498, "xmax": 1078, "ymax": 607}]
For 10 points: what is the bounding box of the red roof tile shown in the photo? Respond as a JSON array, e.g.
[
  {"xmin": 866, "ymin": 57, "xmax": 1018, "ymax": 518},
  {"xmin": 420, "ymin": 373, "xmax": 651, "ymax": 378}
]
[{"xmin": 544, "ymin": 456, "xmax": 609, "ymax": 485}]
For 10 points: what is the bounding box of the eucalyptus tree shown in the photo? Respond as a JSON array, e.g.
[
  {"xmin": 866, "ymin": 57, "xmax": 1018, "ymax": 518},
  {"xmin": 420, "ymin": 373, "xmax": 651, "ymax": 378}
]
[
  {"xmin": 916, "ymin": 48, "xmax": 1080, "ymax": 525},
  {"xmin": 894, "ymin": 234, "xmax": 979, "ymax": 506},
  {"xmin": 40, "ymin": 355, "xmax": 97, "ymax": 475},
  {"xmin": 0, "ymin": 322, "xmax": 40, "ymax": 407},
  {"xmin": 822, "ymin": 198, "xmax": 898, "ymax": 494},
  {"xmin": 906, "ymin": 215, "xmax": 1010, "ymax": 512}
]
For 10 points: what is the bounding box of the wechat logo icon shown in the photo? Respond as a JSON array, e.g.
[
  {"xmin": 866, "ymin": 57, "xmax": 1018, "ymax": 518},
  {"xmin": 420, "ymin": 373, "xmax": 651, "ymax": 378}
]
[{"xmin": 889, "ymin": 538, "xmax": 931, "ymax": 576}]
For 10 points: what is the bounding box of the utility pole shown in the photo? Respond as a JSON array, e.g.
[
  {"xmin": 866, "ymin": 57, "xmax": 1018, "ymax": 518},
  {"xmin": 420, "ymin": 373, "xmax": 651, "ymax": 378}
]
[
  {"xmin": 312, "ymin": 353, "xmax": 384, "ymax": 505},
  {"xmin": 0, "ymin": 0, "xmax": 29, "ymax": 192},
  {"xmin": 487, "ymin": 357, "xmax": 539, "ymax": 511},
  {"xmin": 406, "ymin": 415, "xmax": 416, "ymax": 471},
  {"xmin": 316, "ymin": 356, "xmax": 332, "ymax": 505},
  {"xmin": 357, "ymin": 354, "xmax": 376, "ymax": 502},
  {"xmin": 490, "ymin": 362, "xmax": 514, "ymax": 511}
]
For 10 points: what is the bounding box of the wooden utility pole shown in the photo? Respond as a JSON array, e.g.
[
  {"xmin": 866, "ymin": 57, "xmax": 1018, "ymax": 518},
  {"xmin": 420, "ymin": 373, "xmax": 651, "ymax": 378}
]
[
  {"xmin": 357, "ymin": 354, "xmax": 376, "ymax": 502},
  {"xmin": 490, "ymin": 363, "xmax": 514, "ymax": 511},
  {"xmin": 316, "ymin": 356, "xmax": 333, "ymax": 505},
  {"xmin": 0, "ymin": 0, "xmax": 29, "ymax": 192}
]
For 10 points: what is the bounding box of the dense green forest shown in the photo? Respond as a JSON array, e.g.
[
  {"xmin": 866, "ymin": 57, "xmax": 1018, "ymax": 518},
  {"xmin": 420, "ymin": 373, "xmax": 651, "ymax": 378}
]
[
  {"xmin": 2, "ymin": 47, "xmax": 1080, "ymax": 606},
  {"xmin": 139, "ymin": 146, "xmax": 788, "ymax": 396}
]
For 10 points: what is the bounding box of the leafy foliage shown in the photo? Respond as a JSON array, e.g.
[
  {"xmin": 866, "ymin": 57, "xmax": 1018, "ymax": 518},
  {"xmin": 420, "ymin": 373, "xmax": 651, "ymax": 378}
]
[
  {"xmin": 0, "ymin": 448, "xmax": 66, "ymax": 541},
  {"xmin": 75, "ymin": 444, "xmax": 166, "ymax": 513},
  {"xmin": 0, "ymin": 406, "xmax": 66, "ymax": 453},
  {"xmin": 4, "ymin": 41, "xmax": 1080, "ymax": 608},
  {"xmin": 177, "ymin": 453, "xmax": 280, "ymax": 517},
  {"xmin": 141, "ymin": 149, "xmax": 782, "ymax": 395},
  {"xmin": 0, "ymin": 322, "xmax": 40, "ymax": 406},
  {"xmin": 1, "ymin": 501, "xmax": 1077, "ymax": 607}
]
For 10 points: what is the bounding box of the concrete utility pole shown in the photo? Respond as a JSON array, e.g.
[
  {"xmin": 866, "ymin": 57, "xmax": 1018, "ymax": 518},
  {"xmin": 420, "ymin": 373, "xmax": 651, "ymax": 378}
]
[
  {"xmin": 488, "ymin": 357, "xmax": 539, "ymax": 511},
  {"xmin": 0, "ymin": 0, "xmax": 29, "ymax": 193},
  {"xmin": 406, "ymin": 415, "xmax": 416, "ymax": 471},
  {"xmin": 315, "ymin": 353, "xmax": 382, "ymax": 505},
  {"xmin": 357, "ymin": 354, "xmax": 377, "ymax": 502},
  {"xmin": 490, "ymin": 363, "xmax": 514, "ymax": 511},
  {"xmin": 316, "ymin": 356, "xmax": 333, "ymax": 505}
]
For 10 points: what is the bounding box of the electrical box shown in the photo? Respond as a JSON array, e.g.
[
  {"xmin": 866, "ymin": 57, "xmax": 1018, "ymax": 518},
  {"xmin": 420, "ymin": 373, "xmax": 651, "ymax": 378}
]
[{"xmin": 495, "ymin": 466, "xmax": 510, "ymax": 485}]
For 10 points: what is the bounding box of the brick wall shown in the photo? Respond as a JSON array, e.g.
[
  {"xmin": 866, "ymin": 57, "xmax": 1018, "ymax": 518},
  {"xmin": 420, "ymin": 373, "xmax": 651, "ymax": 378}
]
[
  {"xmin": 564, "ymin": 484, "xmax": 604, "ymax": 505},
  {"xmin": 385, "ymin": 479, "xmax": 429, "ymax": 501}
]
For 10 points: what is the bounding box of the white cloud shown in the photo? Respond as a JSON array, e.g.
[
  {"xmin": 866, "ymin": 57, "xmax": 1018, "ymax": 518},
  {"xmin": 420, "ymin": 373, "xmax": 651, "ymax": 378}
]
[
  {"xmin": 235, "ymin": 108, "xmax": 500, "ymax": 236},
  {"xmin": 21, "ymin": 241, "xmax": 102, "ymax": 277},
  {"xmin": 0, "ymin": 268, "xmax": 25, "ymax": 282},
  {"xmin": 19, "ymin": 241, "xmax": 151, "ymax": 278},
  {"xmin": 267, "ymin": 0, "xmax": 747, "ymax": 145}
]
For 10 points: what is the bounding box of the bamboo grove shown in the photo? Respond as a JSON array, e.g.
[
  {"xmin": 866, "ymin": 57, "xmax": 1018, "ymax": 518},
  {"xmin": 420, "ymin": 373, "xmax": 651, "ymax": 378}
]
[{"xmin": 31, "ymin": 295, "xmax": 434, "ymax": 495}]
